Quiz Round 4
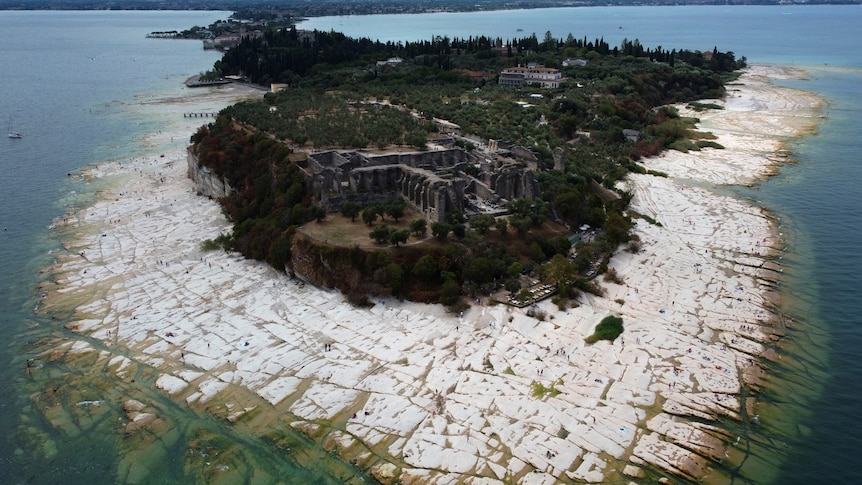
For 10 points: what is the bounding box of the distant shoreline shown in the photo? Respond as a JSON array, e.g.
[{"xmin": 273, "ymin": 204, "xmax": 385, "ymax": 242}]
[{"xmin": 2, "ymin": 1, "xmax": 861, "ymax": 16}]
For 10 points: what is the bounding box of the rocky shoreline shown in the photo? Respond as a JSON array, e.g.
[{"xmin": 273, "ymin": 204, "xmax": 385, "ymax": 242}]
[{"xmin": 32, "ymin": 65, "xmax": 823, "ymax": 483}]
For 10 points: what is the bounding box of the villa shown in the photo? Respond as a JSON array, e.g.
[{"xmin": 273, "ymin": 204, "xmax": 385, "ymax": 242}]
[{"xmin": 498, "ymin": 66, "xmax": 565, "ymax": 89}]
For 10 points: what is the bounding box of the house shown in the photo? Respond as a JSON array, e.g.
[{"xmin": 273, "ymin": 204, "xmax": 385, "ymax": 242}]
[
  {"xmin": 498, "ymin": 66, "xmax": 565, "ymax": 89},
  {"xmin": 457, "ymin": 69, "xmax": 495, "ymax": 83},
  {"xmin": 562, "ymin": 58, "xmax": 588, "ymax": 67},
  {"xmin": 212, "ymin": 30, "xmax": 262, "ymax": 50},
  {"xmin": 376, "ymin": 57, "xmax": 404, "ymax": 68}
]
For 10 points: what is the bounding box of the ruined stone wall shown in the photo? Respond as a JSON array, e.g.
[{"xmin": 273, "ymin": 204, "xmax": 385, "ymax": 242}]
[
  {"xmin": 365, "ymin": 148, "xmax": 474, "ymax": 171},
  {"xmin": 490, "ymin": 165, "xmax": 541, "ymax": 201},
  {"xmin": 471, "ymin": 178, "xmax": 496, "ymax": 200},
  {"xmin": 304, "ymin": 147, "xmax": 536, "ymax": 223}
]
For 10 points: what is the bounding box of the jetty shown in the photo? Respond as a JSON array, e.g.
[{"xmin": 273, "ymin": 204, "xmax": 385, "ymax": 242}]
[{"xmin": 184, "ymin": 76, "xmax": 231, "ymax": 88}]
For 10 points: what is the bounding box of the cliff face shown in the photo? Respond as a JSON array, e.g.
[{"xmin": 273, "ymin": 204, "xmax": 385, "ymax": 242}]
[
  {"xmin": 186, "ymin": 149, "xmax": 235, "ymax": 199},
  {"xmin": 290, "ymin": 234, "xmax": 385, "ymax": 304}
]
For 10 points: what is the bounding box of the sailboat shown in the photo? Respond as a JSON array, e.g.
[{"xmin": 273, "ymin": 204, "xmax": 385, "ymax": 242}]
[{"xmin": 8, "ymin": 117, "xmax": 23, "ymax": 138}]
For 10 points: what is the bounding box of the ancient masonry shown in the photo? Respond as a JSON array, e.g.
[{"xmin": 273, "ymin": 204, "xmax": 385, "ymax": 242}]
[
  {"xmin": 188, "ymin": 145, "xmax": 543, "ymax": 224},
  {"xmin": 300, "ymin": 147, "xmax": 542, "ymax": 223}
]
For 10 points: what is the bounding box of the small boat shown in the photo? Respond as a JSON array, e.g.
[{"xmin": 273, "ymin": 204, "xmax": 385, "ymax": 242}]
[{"xmin": 7, "ymin": 117, "xmax": 22, "ymax": 138}]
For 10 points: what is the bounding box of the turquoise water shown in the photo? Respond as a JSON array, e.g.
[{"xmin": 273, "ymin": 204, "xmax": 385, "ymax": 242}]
[
  {"xmin": 0, "ymin": 12, "xmax": 224, "ymax": 482},
  {"xmin": 749, "ymin": 67, "xmax": 862, "ymax": 484},
  {"xmin": 1, "ymin": 6, "xmax": 860, "ymax": 484}
]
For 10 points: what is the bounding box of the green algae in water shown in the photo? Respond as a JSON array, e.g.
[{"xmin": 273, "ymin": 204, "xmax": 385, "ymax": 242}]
[{"xmin": 11, "ymin": 323, "xmax": 379, "ymax": 485}]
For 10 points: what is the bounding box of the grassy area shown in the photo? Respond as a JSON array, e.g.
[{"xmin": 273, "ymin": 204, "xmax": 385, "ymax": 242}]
[{"xmin": 585, "ymin": 315, "xmax": 624, "ymax": 344}]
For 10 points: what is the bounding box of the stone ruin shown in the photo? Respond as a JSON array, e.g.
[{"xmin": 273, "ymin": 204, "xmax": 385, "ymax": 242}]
[{"xmin": 299, "ymin": 147, "xmax": 541, "ymax": 223}]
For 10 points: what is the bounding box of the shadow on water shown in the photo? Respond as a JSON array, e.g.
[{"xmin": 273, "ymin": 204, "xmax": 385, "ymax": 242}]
[{"xmin": 684, "ymin": 163, "xmax": 833, "ymax": 485}]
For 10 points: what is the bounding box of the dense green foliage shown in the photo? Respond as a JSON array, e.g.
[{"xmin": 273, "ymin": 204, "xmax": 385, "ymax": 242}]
[
  {"xmin": 216, "ymin": 28, "xmax": 743, "ymax": 89},
  {"xmin": 190, "ymin": 26, "xmax": 746, "ymax": 307},
  {"xmin": 189, "ymin": 116, "xmax": 315, "ymax": 269},
  {"xmin": 584, "ymin": 315, "xmax": 624, "ymax": 343},
  {"xmin": 223, "ymin": 93, "xmax": 435, "ymax": 150}
]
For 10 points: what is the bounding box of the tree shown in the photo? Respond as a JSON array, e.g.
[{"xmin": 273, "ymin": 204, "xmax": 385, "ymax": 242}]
[
  {"xmin": 431, "ymin": 221, "xmax": 451, "ymax": 240},
  {"xmin": 603, "ymin": 210, "xmax": 632, "ymax": 246},
  {"xmin": 510, "ymin": 216, "xmax": 532, "ymax": 235},
  {"xmin": 314, "ymin": 206, "xmax": 327, "ymax": 223},
  {"xmin": 463, "ymin": 257, "xmax": 496, "ymax": 285},
  {"xmin": 384, "ymin": 198, "xmax": 405, "ymax": 222},
  {"xmin": 362, "ymin": 205, "xmax": 379, "ymax": 226},
  {"xmin": 390, "ymin": 228, "xmax": 410, "ymax": 247},
  {"xmin": 267, "ymin": 233, "xmax": 292, "ymax": 272},
  {"xmin": 439, "ymin": 277, "xmax": 462, "ymax": 307},
  {"xmin": 542, "ymin": 30, "xmax": 555, "ymax": 50},
  {"xmin": 341, "ymin": 201, "xmax": 360, "ymax": 222},
  {"xmin": 374, "ymin": 262, "xmax": 405, "ymax": 294},
  {"xmin": 541, "ymin": 253, "xmax": 577, "ymax": 288},
  {"xmin": 572, "ymin": 247, "xmax": 592, "ymax": 272},
  {"xmin": 409, "ymin": 218, "xmax": 428, "ymax": 237},
  {"xmin": 509, "ymin": 198, "xmax": 548, "ymax": 226},
  {"xmin": 412, "ymin": 254, "xmax": 439, "ymax": 280},
  {"xmin": 370, "ymin": 224, "xmax": 392, "ymax": 244},
  {"xmin": 506, "ymin": 261, "xmax": 523, "ymax": 279},
  {"xmin": 495, "ymin": 217, "xmax": 509, "ymax": 235},
  {"xmin": 469, "ymin": 213, "xmax": 495, "ymax": 235},
  {"xmin": 452, "ymin": 223, "xmax": 466, "ymax": 239},
  {"xmin": 505, "ymin": 278, "xmax": 521, "ymax": 293}
]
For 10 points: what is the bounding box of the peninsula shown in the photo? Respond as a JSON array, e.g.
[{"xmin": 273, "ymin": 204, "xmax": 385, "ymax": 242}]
[
  {"xmin": 36, "ymin": 64, "xmax": 820, "ymax": 484},
  {"xmin": 31, "ymin": 22, "xmax": 821, "ymax": 485}
]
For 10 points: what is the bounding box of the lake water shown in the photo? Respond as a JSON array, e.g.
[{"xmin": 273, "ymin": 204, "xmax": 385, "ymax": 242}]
[{"xmin": 1, "ymin": 6, "xmax": 860, "ymax": 484}]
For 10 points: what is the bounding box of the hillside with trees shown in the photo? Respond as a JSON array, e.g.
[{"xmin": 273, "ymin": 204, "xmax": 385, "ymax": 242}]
[{"xmin": 189, "ymin": 27, "xmax": 745, "ymax": 308}]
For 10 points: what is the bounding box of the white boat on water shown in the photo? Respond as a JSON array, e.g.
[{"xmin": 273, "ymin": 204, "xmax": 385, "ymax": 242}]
[{"xmin": 7, "ymin": 117, "xmax": 22, "ymax": 138}]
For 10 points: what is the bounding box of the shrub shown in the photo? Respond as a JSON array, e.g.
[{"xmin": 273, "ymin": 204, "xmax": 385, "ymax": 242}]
[
  {"xmin": 552, "ymin": 295, "xmax": 567, "ymax": 310},
  {"xmin": 200, "ymin": 238, "xmax": 221, "ymax": 251},
  {"xmin": 687, "ymin": 101, "xmax": 724, "ymax": 112},
  {"xmin": 531, "ymin": 379, "xmax": 563, "ymax": 398},
  {"xmin": 697, "ymin": 140, "xmax": 725, "ymax": 150},
  {"xmin": 585, "ymin": 315, "xmax": 624, "ymax": 344},
  {"xmin": 603, "ymin": 267, "xmax": 624, "ymax": 285},
  {"xmin": 200, "ymin": 232, "xmax": 231, "ymax": 251}
]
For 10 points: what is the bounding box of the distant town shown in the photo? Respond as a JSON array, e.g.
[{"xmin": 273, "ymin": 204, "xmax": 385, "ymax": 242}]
[{"xmin": 1, "ymin": 0, "xmax": 860, "ymax": 15}]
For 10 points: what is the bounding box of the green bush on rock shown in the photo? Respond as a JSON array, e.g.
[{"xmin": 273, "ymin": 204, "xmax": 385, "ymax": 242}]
[{"xmin": 585, "ymin": 315, "xmax": 624, "ymax": 344}]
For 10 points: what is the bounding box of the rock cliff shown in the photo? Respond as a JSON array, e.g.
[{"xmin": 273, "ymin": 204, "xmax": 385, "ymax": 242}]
[{"xmin": 186, "ymin": 149, "xmax": 235, "ymax": 199}]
